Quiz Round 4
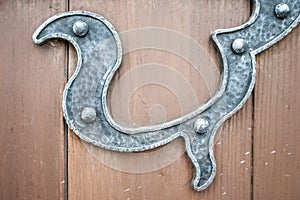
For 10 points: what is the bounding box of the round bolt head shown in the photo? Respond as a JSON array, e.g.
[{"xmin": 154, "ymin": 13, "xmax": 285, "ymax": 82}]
[
  {"xmin": 275, "ymin": 3, "xmax": 290, "ymax": 19},
  {"xmin": 73, "ymin": 21, "xmax": 89, "ymax": 37},
  {"xmin": 194, "ymin": 117, "xmax": 210, "ymax": 134},
  {"xmin": 232, "ymin": 38, "xmax": 248, "ymax": 54},
  {"xmin": 81, "ymin": 107, "xmax": 96, "ymax": 123}
]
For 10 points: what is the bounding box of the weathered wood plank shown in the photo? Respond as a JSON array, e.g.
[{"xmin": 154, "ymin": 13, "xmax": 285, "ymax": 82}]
[
  {"xmin": 67, "ymin": 0, "xmax": 252, "ymax": 199},
  {"xmin": 0, "ymin": 1, "xmax": 67, "ymax": 199},
  {"xmin": 253, "ymin": 26, "xmax": 300, "ymax": 200}
]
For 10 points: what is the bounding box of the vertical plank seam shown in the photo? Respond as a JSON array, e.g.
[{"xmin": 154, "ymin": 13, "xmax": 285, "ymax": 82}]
[
  {"xmin": 249, "ymin": 2, "xmax": 254, "ymax": 199},
  {"xmin": 64, "ymin": 1, "xmax": 70, "ymax": 200},
  {"xmin": 63, "ymin": 105, "xmax": 69, "ymax": 200},
  {"xmin": 251, "ymin": 92, "xmax": 255, "ymax": 200}
]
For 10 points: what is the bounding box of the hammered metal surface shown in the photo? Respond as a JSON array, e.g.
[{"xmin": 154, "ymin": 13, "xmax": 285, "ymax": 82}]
[{"xmin": 33, "ymin": 0, "xmax": 300, "ymax": 191}]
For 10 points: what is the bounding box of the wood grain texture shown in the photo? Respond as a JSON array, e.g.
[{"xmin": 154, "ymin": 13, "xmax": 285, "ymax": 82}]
[
  {"xmin": 0, "ymin": 1, "xmax": 67, "ymax": 199},
  {"xmin": 6, "ymin": 1, "xmax": 300, "ymax": 199},
  {"xmin": 67, "ymin": 1, "xmax": 252, "ymax": 199},
  {"xmin": 253, "ymin": 26, "xmax": 300, "ymax": 199}
]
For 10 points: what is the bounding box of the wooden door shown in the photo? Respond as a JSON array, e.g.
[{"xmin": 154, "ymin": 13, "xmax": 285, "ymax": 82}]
[{"xmin": 0, "ymin": 1, "xmax": 299, "ymax": 199}]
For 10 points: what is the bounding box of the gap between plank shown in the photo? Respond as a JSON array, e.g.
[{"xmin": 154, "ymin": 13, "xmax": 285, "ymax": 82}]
[{"xmin": 64, "ymin": 1, "xmax": 70, "ymax": 200}]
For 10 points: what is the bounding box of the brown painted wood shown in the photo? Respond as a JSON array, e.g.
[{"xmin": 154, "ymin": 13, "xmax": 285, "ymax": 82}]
[
  {"xmin": 6, "ymin": 1, "xmax": 300, "ymax": 199},
  {"xmin": 253, "ymin": 27, "xmax": 300, "ymax": 199},
  {"xmin": 68, "ymin": 1, "xmax": 252, "ymax": 199},
  {"xmin": 0, "ymin": 1, "xmax": 67, "ymax": 199}
]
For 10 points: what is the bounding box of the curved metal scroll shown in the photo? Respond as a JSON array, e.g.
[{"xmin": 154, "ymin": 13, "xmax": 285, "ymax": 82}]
[{"xmin": 33, "ymin": 0, "xmax": 300, "ymax": 191}]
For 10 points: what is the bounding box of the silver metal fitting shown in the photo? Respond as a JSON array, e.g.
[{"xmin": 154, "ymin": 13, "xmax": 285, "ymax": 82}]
[
  {"xmin": 275, "ymin": 3, "xmax": 290, "ymax": 19},
  {"xmin": 194, "ymin": 117, "xmax": 210, "ymax": 134},
  {"xmin": 232, "ymin": 38, "xmax": 247, "ymax": 54},
  {"xmin": 81, "ymin": 107, "xmax": 96, "ymax": 123},
  {"xmin": 73, "ymin": 21, "xmax": 89, "ymax": 37}
]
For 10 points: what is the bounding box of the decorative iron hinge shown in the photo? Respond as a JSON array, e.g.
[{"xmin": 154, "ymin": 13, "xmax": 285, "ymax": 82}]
[{"xmin": 33, "ymin": 0, "xmax": 299, "ymax": 191}]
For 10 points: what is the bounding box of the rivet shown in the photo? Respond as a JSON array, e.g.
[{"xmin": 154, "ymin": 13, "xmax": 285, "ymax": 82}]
[
  {"xmin": 274, "ymin": 3, "xmax": 290, "ymax": 19},
  {"xmin": 232, "ymin": 38, "xmax": 247, "ymax": 54},
  {"xmin": 81, "ymin": 107, "xmax": 96, "ymax": 123},
  {"xmin": 73, "ymin": 21, "xmax": 89, "ymax": 37},
  {"xmin": 194, "ymin": 117, "xmax": 210, "ymax": 134}
]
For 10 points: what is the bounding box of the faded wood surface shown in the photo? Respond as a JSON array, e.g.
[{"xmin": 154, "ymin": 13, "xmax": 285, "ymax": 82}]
[
  {"xmin": 253, "ymin": 27, "xmax": 300, "ymax": 200},
  {"xmin": 68, "ymin": 1, "xmax": 252, "ymax": 199},
  {"xmin": 0, "ymin": 1, "xmax": 300, "ymax": 200},
  {"xmin": 0, "ymin": 1, "xmax": 66, "ymax": 199}
]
